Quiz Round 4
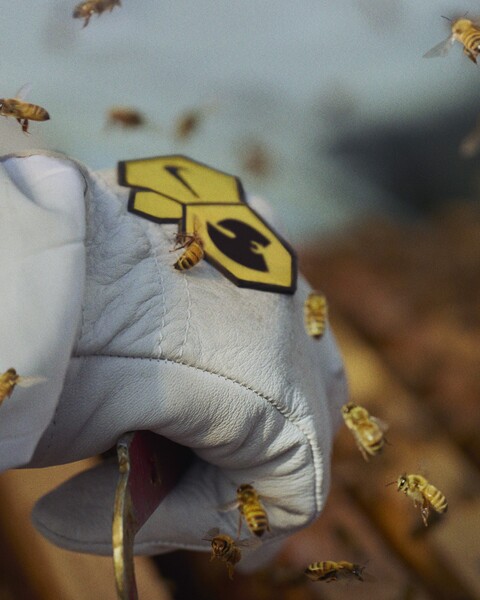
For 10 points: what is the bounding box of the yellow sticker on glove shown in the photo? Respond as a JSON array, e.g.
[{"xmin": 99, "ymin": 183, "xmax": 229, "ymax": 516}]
[{"xmin": 118, "ymin": 155, "xmax": 297, "ymax": 294}]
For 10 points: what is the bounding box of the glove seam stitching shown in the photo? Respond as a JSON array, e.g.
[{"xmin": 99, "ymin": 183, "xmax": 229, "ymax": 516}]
[
  {"xmin": 178, "ymin": 273, "xmax": 192, "ymax": 360},
  {"xmin": 72, "ymin": 352, "xmax": 323, "ymax": 513},
  {"xmin": 142, "ymin": 223, "xmax": 167, "ymax": 356}
]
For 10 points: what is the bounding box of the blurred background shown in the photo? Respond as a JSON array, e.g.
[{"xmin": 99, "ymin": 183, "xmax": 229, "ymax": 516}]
[
  {"xmin": 3, "ymin": 0, "xmax": 480, "ymax": 240},
  {"xmin": 1, "ymin": 1, "xmax": 480, "ymax": 598}
]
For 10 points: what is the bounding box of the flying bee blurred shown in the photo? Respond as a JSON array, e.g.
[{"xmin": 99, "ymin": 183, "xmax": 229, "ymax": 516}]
[
  {"xmin": 0, "ymin": 368, "xmax": 46, "ymax": 405},
  {"xmin": 171, "ymin": 218, "xmax": 205, "ymax": 271},
  {"xmin": 459, "ymin": 114, "xmax": 480, "ymax": 158},
  {"xmin": 304, "ymin": 561, "xmax": 366, "ymax": 583},
  {"xmin": 388, "ymin": 473, "xmax": 448, "ymax": 527},
  {"xmin": 424, "ymin": 17, "xmax": 480, "ymax": 64},
  {"xmin": 341, "ymin": 402, "xmax": 388, "ymax": 461},
  {"xmin": 0, "ymin": 84, "xmax": 49, "ymax": 134},
  {"xmin": 174, "ymin": 110, "xmax": 202, "ymax": 140},
  {"xmin": 173, "ymin": 102, "xmax": 217, "ymax": 141},
  {"xmin": 240, "ymin": 141, "xmax": 272, "ymax": 178},
  {"xmin": 106, "ymin": 107, "xmax": 145, "ymax": 128},
  {"xmin": 73, "ymin": 0, "xmax": 121, "ymax": 28},
  {"xmin": 202, "ymin": 528, "xmax": 259, "ymax": 579},
  {"xmin": 220, "ymin": 484, "xmax": 272, "ymax": 538},
  {"xmin": 304, "ymin": 292, "xmax": 328, "ymax": 340}
]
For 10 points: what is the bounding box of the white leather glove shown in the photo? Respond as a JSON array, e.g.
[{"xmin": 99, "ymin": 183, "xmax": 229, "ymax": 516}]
[{"xmin": 0, "ymin": 151, "xmax": 347, "ymax": 565}]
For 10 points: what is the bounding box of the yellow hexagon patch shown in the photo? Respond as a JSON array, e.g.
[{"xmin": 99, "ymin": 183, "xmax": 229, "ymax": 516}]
[{"xmin": 118, "ymin": 155, "xmax": 297, "ymax": 294}]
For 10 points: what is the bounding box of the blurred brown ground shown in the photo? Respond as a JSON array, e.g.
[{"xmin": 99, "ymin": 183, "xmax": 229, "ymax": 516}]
[{"xmin": 1, "ymin": 203, "xmax": 479, "ymax": 598}]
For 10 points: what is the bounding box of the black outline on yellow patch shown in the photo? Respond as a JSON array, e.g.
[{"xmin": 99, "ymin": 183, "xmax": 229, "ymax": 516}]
[{"xmin": 118, "ymin": 155, "xmax": 297, "ymax": 294}]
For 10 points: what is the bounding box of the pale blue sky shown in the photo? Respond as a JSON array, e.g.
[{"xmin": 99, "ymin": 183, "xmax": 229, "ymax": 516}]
[{"xmin": 1, "ymin": 1, "xmax": 478, "ymax": 241}]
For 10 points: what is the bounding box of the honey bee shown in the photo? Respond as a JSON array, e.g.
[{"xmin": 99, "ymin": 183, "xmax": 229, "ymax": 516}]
[
  {"xmin": 304, "ymin": 292, "xmax": 328, "ymax": 340},
  {"xmin": 0, "ymin": 84, "xmax": 49, "ymax": 134},
  {"xmin": 221, "ymin": 484, "xmax": 271, "ymax": 538},
  {"xmin": 390, "ymin": 474, "xmax": 448, "ymax": 527},
  {"xmin": 424, "ymin": 17, "xmax": 480, "ymax": 64},
  {"xmin": 73, "ymin": 0, "xmax": 121, "ymax": 28},
  {"xmin": 173, "ymin": 102, "xmax": 217, "ymax": 141},
  {"xmin": 240, "ymin": 141, "xmax": 272, "ymax": 178},
  {"xmin": 172, "ymin": 222, "xmax": 204, "ymax": 271},
  {"xmin": 0, "ymin": 368, "xmax": 46, "ymax": 405},
  {"xmin": 341, "ymin": 402, "xmax": 388, "ymax": 461},
  {"xmin": 304, "ymin": 561, "xmax": 365, "ymax": 583},
  {"xmin": 174, "ymin": 110, "xmax": 203, "ymax": 140},
  {"xmin": 202, "ymin": 528, "xmax": 259, "ymax": 579},
  {"xmin": 106, "ymin": 107, "xmax": 145, "ymax": 128},
  {"xmin": 459, "ymin": 114, "xmax": 480, "ymax": 158}
]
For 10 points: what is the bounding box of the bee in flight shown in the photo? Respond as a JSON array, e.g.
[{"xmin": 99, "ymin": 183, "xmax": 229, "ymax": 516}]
[
  {"xmin": 73, "ymin": 0, "xmax": 121, "ymax": 28},
  {"xmin": 239, "ymin": 140, "xmax": 272, "ymax": 178},
  {"xmin": 172, "ymin": 218, "xmax": 205, "ymax": 271},
  {"xmin": 341, "ymin": 402, "xmax": 388, "ymax": 461},
  {"xmin": 174, "ymin": 109, "xmax": 203, "ymax": 141},
  {"xmin": 202, "ymin": 528, "xmax": 259, "ymax": 579},
  {"xmin": 220, "ymin": 483, "xmax": 272, "ymax": 538},
  {"xmin": 459, "ymin": 113, "xmax": 480, "ymax": 158},
  {"xmin": 0, "ymin": 84, "xmax": 49, "ymax": 134},
  {"xmin": 0, "ymin": 368, "xmax": 46, "ymax": 405},
  {"xmin": 424, "ymin": 17, "xmax": 480, "ymax": 64},
  {"xmin": 106, "ymin": 107, "xmax": 145, "ymax": 129},
  {"xmin": 389, "ymin": 473, "xmax": 448, "ymax": 527},
  {"xmin": 304, "ymin": 561, "xmax": 366, "ymax": 583},
  {"xmin": 304, "ymin": 292, "xmax": 328, "ymax": 340},
  {"xmin": 173, "ymin": 102, "xmax": 217, "ymax": 141}
]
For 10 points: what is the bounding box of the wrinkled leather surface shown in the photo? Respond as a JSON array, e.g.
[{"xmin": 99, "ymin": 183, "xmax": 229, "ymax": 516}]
[{"xmin": 1, "ymin": 152, "xmax": 348, "ymax": 559}]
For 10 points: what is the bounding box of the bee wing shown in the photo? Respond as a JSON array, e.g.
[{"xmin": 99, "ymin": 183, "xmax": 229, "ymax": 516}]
[
  {"xmin": 16, "ymin": 376, "xmax": 47, "ymax": 388},
  {"xmin": 423, "ymin": 35, "xmax": 455, "ymax": 58},
  {"xmin": 217, "ymin": 499, "xmax": 240, "ymax": 513},
  {"xmin": 202, "ymin": 527, "xmax": 220, "ymax": 541},
  {"xmin": 15, "ymin": 83, "xmax": 32, "ymax": 100},
  {"xmin": 370, "ymin": 416, "xmax": 389, "ymax": 432},
  {"xmin": 237, "ymin": 537, "xmax": 262, "ymax": 549},
  {"xmin": 258, "ymin": 494, "xmax": 279, "ymax": 505}
]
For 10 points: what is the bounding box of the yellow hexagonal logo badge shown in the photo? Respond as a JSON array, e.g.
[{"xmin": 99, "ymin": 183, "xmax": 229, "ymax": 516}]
[{"xmin": 118, "ymin": 155, "xmax": 297, "ymax": 294}]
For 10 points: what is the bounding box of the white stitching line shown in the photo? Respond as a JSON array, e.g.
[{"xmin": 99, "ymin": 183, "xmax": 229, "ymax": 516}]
[
  {"xmin": 178, "ymin": 272, "xmax": 192, "ymax": 360},
  {"xmin": 72, "ymin": 352, "xmax": 324, "ymax": 513},
  {"xmin": 143, "ymin": 224, "xmax": 167, "ymax": 356}
]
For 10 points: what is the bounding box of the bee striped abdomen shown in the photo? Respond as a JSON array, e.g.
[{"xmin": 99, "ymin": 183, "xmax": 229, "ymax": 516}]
[
  {"xmin": 463, "ymin": 30, "xmax": 480, "ymax": 53},
  {"xmin": 425, "ymin": 484, "xmax": 448, "ymax": 514},
  {"xmin": 0, "ymin": 368, "xmax": 19, "ymax": 403},
  {"xmin": 304, "ymin": 292, "xmax": 328, "ymax": 339},
  {"xmin": 305, "ymin": 561, "xmax": 331, "ymax": 580},
  {"xmin": 244, "ymin": 504, "xmax": 269, "ymax": 537},
  {"xmin": 362, "ymin": 422, "xmax": 384, "ymax": 455},
  {"xmin": 27, "ymin": 104, "xmax": 50, "ymax": 121},
  {"xmin": 174, "ymin": 241, "xmax": 204, "ymax": 271}
]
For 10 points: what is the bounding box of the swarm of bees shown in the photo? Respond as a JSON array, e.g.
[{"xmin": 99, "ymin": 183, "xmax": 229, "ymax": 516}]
[
  {"xmin": 341, "ymin": 400, "xmax": 448, "ymax": 527},
  {"xmin": 424, "ymin": 17, "xmax": 480, "ymax": 64},
  {"xmin": 72, "ymin": 0, "xmax": 121, "ymax": 28},
  {"xmin": 0, "ymin": 368, "xmax": 46, "ymax": 405},
  {"xmin": 201, "ymin": 483, "xmax": 271, "ymax": 578},
  {"xmin": 304, "ymin": 292, "xmax": 328, "ymax": 340},
  {"xmin": 0, "ymin": 84, "xmax": 49, "ymax": 134}
]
